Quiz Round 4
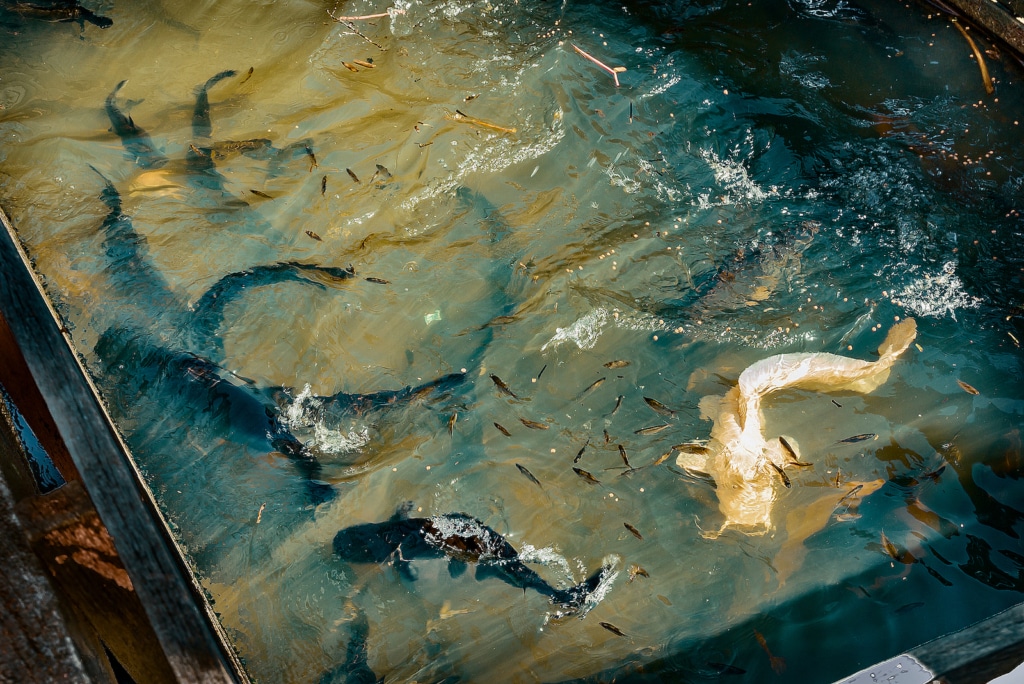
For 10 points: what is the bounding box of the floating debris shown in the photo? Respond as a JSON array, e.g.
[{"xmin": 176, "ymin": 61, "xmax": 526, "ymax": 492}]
[
  {"xmin": 536, "ymin": 364, "xmax": 548, "ymax": 381},
  {"xmin": 831, "ymin": 399, "xmax": 843, "ymax": 408},
  {"xmin": 623, "ymin": 522, "xmax": 643, "ymax": 540},
  {"xmin": 447, "ymin": 109, "xmax": 517, "ymax": 134},
  {"xmin": 329, "ymin": 8, "xmax": 406, "ymax": 21},
  {"xmin": 952, "ymin": 21, "xmax": 994, "ymax": 95},
  {"xmin": 516, "ymin": 463, "xmax": 542, "ymax": 488},
  {"xmin": 571, "ymin": 43, "xmax": 627, "ymax": 87}
]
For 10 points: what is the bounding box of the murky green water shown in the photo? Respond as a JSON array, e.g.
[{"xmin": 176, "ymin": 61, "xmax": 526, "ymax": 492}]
[{"xmin": 2, "ymin": 0, "xmax": 1024, "ymax": 681}]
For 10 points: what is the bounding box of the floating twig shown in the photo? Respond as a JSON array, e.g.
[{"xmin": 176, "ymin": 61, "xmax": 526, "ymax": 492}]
[
  {"xmin": 571, "ymin": 43, "xmax": 626, "ymax": 87},
  {"xmin": 447, "ymin": 109, "xmax": 517, "ymax": 134},
  {"xmin": 330, "ymin": 8, "xmax": 406, "ymax": 21},
  {"xmin": 952, "ymin": 21, "xmax": 994, "ymax": 95}
]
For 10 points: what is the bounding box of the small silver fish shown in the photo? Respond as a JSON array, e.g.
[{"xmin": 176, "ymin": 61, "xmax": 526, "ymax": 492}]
[
  {"xmin": 635, "ymin": 424, "xmax": 671, "ymax": 436},
  {"xmin": 515, "ymin": 463, "xmax": 542, "ymax": 488}
]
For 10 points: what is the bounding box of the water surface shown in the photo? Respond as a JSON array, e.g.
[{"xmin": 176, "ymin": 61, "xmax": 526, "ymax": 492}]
[{"xmin": 1, "ymin": 0, "xmax": 1023, "ymax": 681}]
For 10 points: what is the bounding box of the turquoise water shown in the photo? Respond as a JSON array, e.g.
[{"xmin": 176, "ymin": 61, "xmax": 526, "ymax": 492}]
[{"xmin": 1, "ymin": 0, "xmax": 1023, "ymax": 681}]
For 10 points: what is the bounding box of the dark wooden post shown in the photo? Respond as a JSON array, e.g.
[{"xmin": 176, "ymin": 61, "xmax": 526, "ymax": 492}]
[{"xmin": 0, "ymin": 206, "xmax": 246, "ymax": 683}]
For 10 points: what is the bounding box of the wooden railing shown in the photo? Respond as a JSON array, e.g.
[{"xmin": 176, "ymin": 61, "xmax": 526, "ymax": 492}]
[{"xmin": 0, "ymin": 205, "xmax": 247, "ymax": 683}]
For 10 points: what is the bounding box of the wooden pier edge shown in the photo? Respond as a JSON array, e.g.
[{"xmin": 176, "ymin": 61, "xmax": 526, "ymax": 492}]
[{"xmin": 0, "ymin": 206, "xmax": 248, "ymax": 683}]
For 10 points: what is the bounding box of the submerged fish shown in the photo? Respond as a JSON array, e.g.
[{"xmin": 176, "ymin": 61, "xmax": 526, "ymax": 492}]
[
  {"xmin": 333, "ymin": 508, "xmax": 610, "ymax": 614},
  {"xmin": 690, "ymin": 318, "xmax": 917, "ymax": 536},
  {"xmin": 600, "ymin": 622, "xmax": 627, "ymax": 637},
  {"xmin": 623, "ymin": 522, "xmax": 643, "ymax": 540},
  {"xmin": 105, "ymin": 80, "xmax": 168, "ymax": 169},
  {"xmin": 516, "ymin": 463, "xmax": 542, "ymax": 488},
  {"xmin": 490, "ymin": 374, "xmax": 518, "ymax": 399},
  {"xmin": 493, "ymin": 422, "xmax": 512, "ymax": 437},
  {"xmin": 519, "ymin": 418, "xmax": 548, "ymax": 430},
  {"xmin": 573, "ymin": 467, "xmax": 600, "ymax": 484},
  {"xmin": 9, "ymin": 1, "xmax": 112, "ymax": 28},
  {"xmin": 838, "ymin": 433, "xmax": 877, "ymax": 444},
  {"xmin": 604, "ymin": 360, "xmax": 630, "ymax": 369},
  {"xmin": 644, "ymin": 396, "xmax": 677, "ymax": 418},
  {"xmin": 574, "ymin": 439, "xmax": 589, "ymax": 464}
]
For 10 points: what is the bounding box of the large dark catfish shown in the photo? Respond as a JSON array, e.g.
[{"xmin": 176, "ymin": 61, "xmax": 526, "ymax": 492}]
[{"xmin": 334, "ymin": 506, "xmax": 611, "ymax": 615}]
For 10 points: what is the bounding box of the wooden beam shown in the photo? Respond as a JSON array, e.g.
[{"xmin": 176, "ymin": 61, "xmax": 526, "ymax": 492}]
[
  {"xmin": 0, "ymin": 206, "xmax": 246, "ymax": 683},
  {"xmin": 910, "ymin": 601, "xmax": 1024, "ymax": 683}
]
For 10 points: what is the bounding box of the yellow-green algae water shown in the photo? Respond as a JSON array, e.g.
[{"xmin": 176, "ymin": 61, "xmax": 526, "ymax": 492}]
[{"xmin": 2, "ymin": 0, "xmax": 1024, "ymax": 681}]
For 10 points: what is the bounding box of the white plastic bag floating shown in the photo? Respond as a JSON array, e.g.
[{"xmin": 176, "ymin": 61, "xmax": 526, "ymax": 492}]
[{"xmin": 681, "ymin": 318, "xmax": 917, "ymax": 537}]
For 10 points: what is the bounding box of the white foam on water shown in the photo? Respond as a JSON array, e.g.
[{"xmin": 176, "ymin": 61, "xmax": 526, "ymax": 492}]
[
  {"xmin": 895, "ymin": 261, "xmax": 981, "ymax": 321},
  {"xmin": 541, "ymin": 308, "xmax": 610, "ymax": 350},
  {"xmin": 312, "ymin": 424, "xmax": 371, "ymax": 455},
  {"xmin": 518, "ymin": 543, "xmax": 574, "ymax": 578}
]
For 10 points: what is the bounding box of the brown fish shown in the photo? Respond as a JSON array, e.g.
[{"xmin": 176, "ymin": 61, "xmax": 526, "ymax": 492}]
[
  {"xmin": 651, "ymin": 451, "xmax": 672, "ymax": 467},
  {"xmin": 838, "ymin": 433, "xmax": 877, "ymax": 444},
  {"xmin": 618, "ymin": 444, "xmax": 630, "ymax": 468},
  {"xmin": 574, "ymin": 440, "xmax": 589, "ymax": 464},
  {"xmin": 957, "ymin": 379, "xmax": 980, "ymax": 395},
  {"xmin": 673, "ymin": 443, "xmax": 709, "ymax": 455},
  {"xmin": 347, "ymin": 168, "xmax": 361, "ymax": 183},
  {"xmin": 572, "ymin": 467, "xmax": 600, "ymax": 484},
  {"xmin": 635, "ymin": 424, "xmax": 671, "ymax": 436},
  {"xmin": 305, "ymin": 230, "xmax": 322, "ymax": 242},
  {"xmin": 239, "ymin": 66, "xmax": 254, "ymax": 84},
  {"xmin": 608, "ymin": 394, "xmax": 624, "ymax": 417},
  {"xmin": 604, "ymin": 360, "xmax": 630, "ymax": 369},
  {"xmin": 779, "ymin": 437, "xmax": 813, "ymax": 467},
  {"xmin": 516, "ymin": 463, "xmax": 542, "ymax": 488},
  {"xmin": 447, "ymin": 412, "xmax": 457, "ymax": 436},
  {"xmin": 880, "ymin": 532, "xmax": 916, "ymax": 564},
  {"xmin": 249, "ymin": 189, "xmax": 272, "ymax": 199},
  {"xmin": 493, "ymin": 422, "xmax": 511, "ymax": 437},
  {"xmin": 627, "ymin": 564, "xmax": 650, "ymax": 582},
  {"xmin": 769, "ymin": 462, "xmax": 792, "ymax": 488},
  {"xmin": 365, "ymin": 277, "xmax": 390, "ymax": 284},
  {"xmin": 578, "ymin": 377, "xmax": 606, "ymax": 399},
  {"xmin": 754, "ymin": 630, "xmax": 786, "ymax": 675},
  {"xmin": 353, "ymin": 59, "xmax": 375, "ymax": 69},
  {"xmin": 600, "ymin": 622, "xmax": 627, "ymax": 637},
  {"xmin": 519, "ymin": 418, "xmax": 549, "ymax": 430},
  {"xmin": 644, "ymin": 396, "xmax": 676, "ymax": 418},
  {"xmin": 490, "ymin": 374, "xmax": 518, "ymax": 399},
  {"xmin": 623, "ymin": 522, "xmax": 643, "ymax": 540},
  {"xmin": 341, "ymin": 61, "xmax": 359, "ymax": 72}
]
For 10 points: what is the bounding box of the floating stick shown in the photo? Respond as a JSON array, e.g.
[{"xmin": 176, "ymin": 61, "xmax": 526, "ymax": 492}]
[
  {"xmin": 571, "ymin": 43, "xmax": 626, "ymax": 87},
  {"xmin": 329, "ymin": 8, "xmax": 406, "ymax": 21},
  {"xmin": 447, "ymin": 109, "xmax": 517, "ymax": 134},
  {"xmin": 952, "ymin": 21, "xmax": 994, "ymax": 95}
]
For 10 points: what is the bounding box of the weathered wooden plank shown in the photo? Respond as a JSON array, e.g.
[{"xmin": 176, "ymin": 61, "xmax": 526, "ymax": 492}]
[
  {"xmin": 909, "ymin": 601, "xmax": 1024, "ymax": 684},
  {"xmin": 0, "ymin": 206, "xmax": 246, "ymax": 683},
  {"xmin": 0, "ymin": 445, "xmax": 89, "ymax": 684}
]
